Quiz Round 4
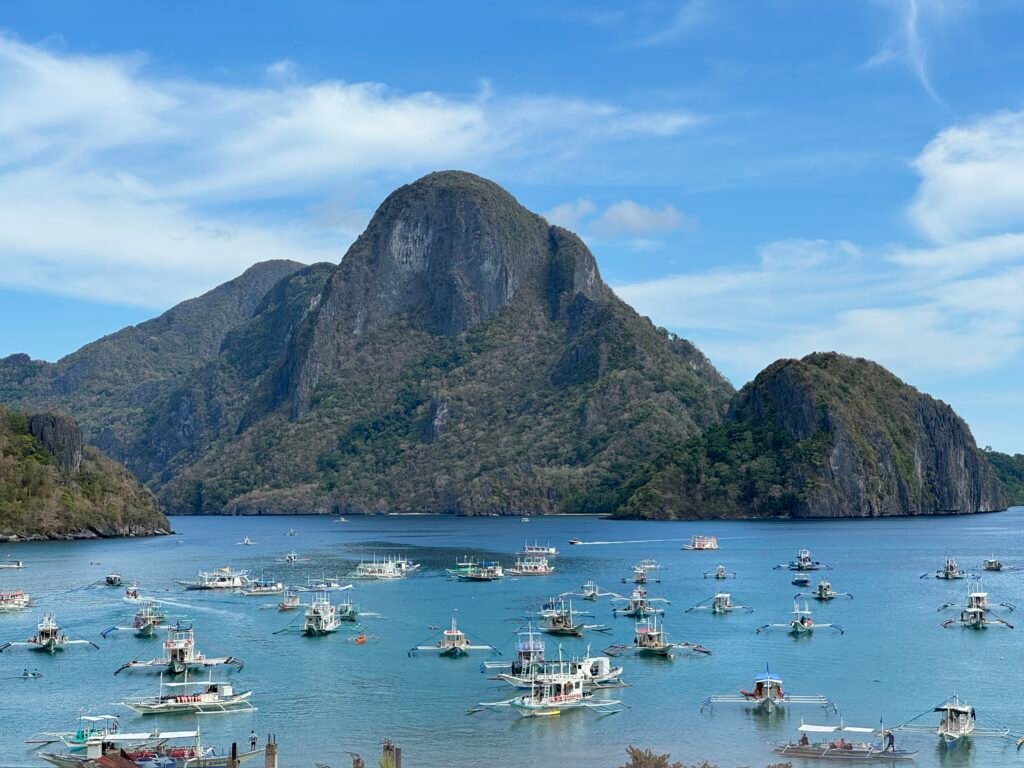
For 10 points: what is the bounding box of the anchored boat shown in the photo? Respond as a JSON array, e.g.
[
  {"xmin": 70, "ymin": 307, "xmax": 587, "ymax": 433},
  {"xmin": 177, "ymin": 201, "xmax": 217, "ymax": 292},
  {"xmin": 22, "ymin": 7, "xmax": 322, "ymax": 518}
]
[
  {"xmin": 612, "ymin": 587, "xmax": 669, "ymax": 618},
  {"xmin": 518, "ymin": 541, "xmax": 558, "ymax": 557},
  {"xmin": 302, "ymin": 592, "xmax": 342, "ymax": 636},
  {"xmin": 0, "ymin": 614, "xmax": 98, "ymax": 654},
  {"xmin": 775, "ymin": 721, "xmax": 916, "ymax": 761},
  {"xmin": 448, "ymin": 559, "xmax": 504, "ymax": 582},
  {"xmin": 776, "ymin": 548, "xmax": 828, "ymax": 571},
  {"xmin": 701, "ymin": 666, "xmax": 836, "ymax": 713},
  {"xmin": 688, "ymin": 592, "xmax": 752, "ymax": 615},
  {"xmin": 0, "ymin": 589, "xmax": 31, "ymax": 613},
  {"xmin": 704, "ymin": 564, "xmax": 736, "ymax": 580},
  {"xmin": 122, "ymin": 672, "xmax": 255, "ymax": 715},
  {"xmin": 895, "ymin": 695, "xmax": 1016, "ymax": 749},
  {"xmin": 410, "ymin": 616, "xmax": 496, "ymax": 658},
  {"xmin": 795, "ymin": 579, "xmax": 852, "ymax": 601},
  {"xmin": 756, "ymin": 602, "xmax": 843, "ymax": 636},
  {"xmin": 471, "ymin": 668, "xmax": 624, "ymax": 717},
  {"xmin": 507, "ymin": 556, "xmax": 555, "ymax": 576},
  {"xmin": 179, "ymin": 567, "xmax": 253, "ymax": 590},
  {"xmin": 114, "ymin": 623, "xmax": 243, "ymax": 675},
  {"xmin": 101, "ymin": 600, "xmax": 167, "ymax": 639},
  {"xmin": 682, "ymin": 535, "xmax": 719, "ymax": 551},
  {"xmin": 604, "ymin": 614, "xmax": 711, "ymax": 659}
]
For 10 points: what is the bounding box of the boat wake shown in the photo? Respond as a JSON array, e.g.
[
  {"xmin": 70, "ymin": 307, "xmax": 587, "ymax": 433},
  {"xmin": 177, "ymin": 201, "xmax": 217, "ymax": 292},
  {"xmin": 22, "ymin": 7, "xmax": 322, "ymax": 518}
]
[{"xmin": 570, "ymin": 538, "xmax": 692, "ymax": 546}]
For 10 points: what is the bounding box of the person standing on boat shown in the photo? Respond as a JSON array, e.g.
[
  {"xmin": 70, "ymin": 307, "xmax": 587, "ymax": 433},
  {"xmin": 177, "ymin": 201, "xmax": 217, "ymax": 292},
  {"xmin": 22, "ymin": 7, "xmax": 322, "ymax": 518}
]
[
  {"xmin": 249, "ymin": 731, "xmax": 258, "ymax": 751},
  {"xmin": 883, "ymin": 730, "xmax": 895, "ymax": 752}
]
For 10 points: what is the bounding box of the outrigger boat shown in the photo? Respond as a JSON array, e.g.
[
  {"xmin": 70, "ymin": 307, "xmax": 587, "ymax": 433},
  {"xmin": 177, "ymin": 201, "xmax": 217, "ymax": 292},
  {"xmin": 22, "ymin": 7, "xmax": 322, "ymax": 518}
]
[
  {"xmin": 37, "ymin": 728, "xmax": 263, "ymax": 768},
  {"xmin": 278, "ymin": 590, "xmax": 301, "ymax": 611},
  {"xmin": 104, "ymin": 573, "xmax": 122, "ymax": 587},
  {"xmin": 0, "ymin": 614, "xmax": 98, "ymax": 654},
  {"xmin": 924, "ymin": 556, "xmax": 968, "ymax": 580},
  {"xmin": 298, "ymin": 575, "xmax": 352, "ymax": 592},
  {"xmin": 792, "ymin": 573, "xmax": 811, "ymax": 587},
  {"xmin": 179, "ymin": 567, "xmax": 253, "ymax": 590},
  {"xmin": 470, "ymin": 669, "xmax": 624, "ymax": 717},
  {"xmin": 351, "ymin": 556, "xmax": 407, "ymax": 580},
  {"xmin": 982, "ymin": 557, "xmax": 1016, "ymax": 572},
  {"xmin": 604, "ymin": 614, "xmax": 711, "ymax": 659},
  {"xmin": 518, "ymin": 541, "xmax": 558, "ymax": 557},
  {"xmin": 0, "ymin": 589, "xmax": 31, "ymax": 613},
  {"xmin": 114, "ymin": 623, "xmax": 243, "ymax": 675},
  {"xmin": 277, "ymin": 551, "xmax": 310, "ymax": 564},
  {"xmin": 238, "ymin": 578, "xmax": 284, "ymax": 596},
  {"xmin": 612, "ymin": 587, "xmax": 669, "ymax": 618},
  {"xmin": 122, "ymin": 672, "xmax": 255, "ymax": 715},
  {"xmin": 302, "ymin": 592, "xmax": 342, "ymax": 636},
  {"xmin": 705, "ymin": 564, "xmax": 736, "ymax": 579},
  {"xmin": 687, "ymin": 592, "xmax": 752, "ymax": 615},
  {"xmin": 682, "ymin": 535, "xmax": 719, "ymax": 551},
  {"xmin": 336, "ymin": 596, "xmax": 360, "ymax": 622},
  {"xmin": 101, "ymin": 600, "xmax": 167, "ymax": 638},
  {"xmin": 938, "ymin": 578, "xmax": 1015, "ymax": 615},
  {"xmin": 895, "ymin": 695, "xmax": 1015, "ymax": 749},
  {"xmin": 409, "ymin": 616, "xmax": 496, "ymax": 658},
  {"xmin": 701, "ymin": 666, "xmax": 836, "ymax": 713},
  {"xmin": 623, "ymin": 560, "xmax": 662, "ymax": 585},
  {"xmin": 562, "ymin": 580, "xmax": 614, "ymax": 601},
  {"xmin": 448, "ymin": 559, "xmax": 504, "ymax": 582},
  {"xmin": 775, "ymin": 721, "xmax": 916, "ymax": 761},
  {"xmin": 482, "ymin": 624, "xmax": 546, "ymax": 678},
  {"xmin": 237, "ymin": 537, "xmax": 255, "ymax": 546},
  {"xmin": 492, "ymin": 642, "xmax": 625, "ymax": 690},
  {"xmin": 756, "ymin": 602, "xmax": 843, "ymax": 636},
  {"xmin": 538, "ymin": 597, "xmax": 609, "ymax": 637},
  {"xmin": 796, "ymin": 579, "xmax": 853, "ymax": 601},
  {"xmin": 507, "ymin": 556, "xmax": 555, "ymax": 576},
  {"xmin": 776, "ymin": 548, "xmax": 829, "ymax": 571},
  {"xmin": 941, "ymin": 606, "xmax": 1013, "ymax": 629},
  {"xmin": 26, "ymin": 714, "xmax": 121, "ymax": 750}
]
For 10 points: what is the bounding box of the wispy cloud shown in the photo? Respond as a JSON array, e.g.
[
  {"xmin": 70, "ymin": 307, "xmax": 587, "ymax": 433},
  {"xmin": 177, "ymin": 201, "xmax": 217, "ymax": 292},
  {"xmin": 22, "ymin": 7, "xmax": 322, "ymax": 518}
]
[
  {"xmin": 545, "ymin": 198, "xmax": 694, "ymax": 242},
  {"xmin": 635, "ymin": 0, "xmax": 710, "ymax": 47},
  {"xmin": 0, "ymin": 34, "xmax": 700, "ymax": 308}
]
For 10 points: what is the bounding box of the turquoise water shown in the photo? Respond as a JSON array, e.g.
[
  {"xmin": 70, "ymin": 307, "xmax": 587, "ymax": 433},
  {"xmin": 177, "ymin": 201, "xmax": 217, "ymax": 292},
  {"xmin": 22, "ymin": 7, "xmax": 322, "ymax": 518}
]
[{"xmin": 2, "ymin": 510, "xmax": 1024, "ymax": 768}]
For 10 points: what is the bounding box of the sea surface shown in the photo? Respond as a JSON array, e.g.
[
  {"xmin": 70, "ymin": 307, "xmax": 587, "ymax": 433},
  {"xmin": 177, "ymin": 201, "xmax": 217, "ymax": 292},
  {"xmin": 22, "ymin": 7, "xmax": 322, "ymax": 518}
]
[{"xmin": 2, "ymin": 510, "xmax": 1024, "ymax": 768}]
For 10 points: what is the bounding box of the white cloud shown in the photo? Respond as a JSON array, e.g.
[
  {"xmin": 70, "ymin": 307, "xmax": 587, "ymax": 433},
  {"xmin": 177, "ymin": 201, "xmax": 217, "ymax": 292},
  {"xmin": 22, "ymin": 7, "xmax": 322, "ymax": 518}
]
[
  {"xmin": 636, "ymin": 0, "xmax": 710, "ymax": 47},
  {"xmin": 759, "ymin": 239, "xmax": 861, "ymax": 269},
  {"xmin": 0, "ymin": 34, "xmax": 700, "ymax": 308},
  {"xmin": 544, "ymin": 198, "xmax": 596, "ymax": 230},
  {"xmin": 908, "ymin": 110, "xmax": 1024, "ymax": 243},
  {"xmin": 591, "ymin": 201, "xmax": 692, "ymax": 237}
]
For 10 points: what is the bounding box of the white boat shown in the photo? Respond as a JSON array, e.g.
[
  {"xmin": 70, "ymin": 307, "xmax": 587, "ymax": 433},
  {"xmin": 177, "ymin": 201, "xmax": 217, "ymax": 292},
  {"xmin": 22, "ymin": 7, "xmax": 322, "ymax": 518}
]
[
  {"xmin": 756, "ymin": 602, "xmax": 843, "ymax": 636},
  {"xmin": 613, "ymin": 587, "xmax": 669, "ymax": 618},
  {"xmin": 896, "ymin": 695, "xmax": 1014, "ymax": 749},
  {"xmin": 776, "ymin": 548, "xmax": 828, "ymax": 571},
  {"xmin": 278, "ymin": 590, "xmax": 301, "ymax": 611},
  {"xmin": 472, "ymin": 669, "xmax": 623, "ymax": 717},
  {"xmin": 687, "ymin": 591, "xmax": 752, "ymax": 615},
  {"xmin": 938, "ymin": 578, "xmax": 1015, "ymax": 618},
  {"xmin": 302, "ymin": 592, "xmax": 342, "ymax": 636},
  {"xmin": 561, "ymin": 580, "xmax": 613, "ymax": 601},
  {"xmin": 0, "ymin": 589, "xmax": 31, "ymax": 613},
  {"xmin": 352, "ymin": 556, "xmax": 406, "ymax": 580},
  {"xmin": 122, "ymin": 672, "xmax": 255, "ymax": 715},
  {"xmin": 286, "ymin": 528, "xmax": 298, "ymax": 536},
  {"xmin": 926, "ymin": 556, "xmax": 968, "ymax": 580},
  {"xmin": 507, "ymin": 556, "xmax": 555, "ymax": 576},
  {"xmin": 941, "ymin": 605, "xmax": 1013, "ymax": 629},
  {"xmin": 521, "ymin": 517, "xmax": 530, "ymax": 523},
  {"xmin": 448, "ymin": 559, "xmax": 504, "ymax": 582},
  {"xmin": 104, "ymin": 573, "xmax": 122, "ymax": 587},
  {"xmin": 101, "ymin": 600, "xmax": 167, "ymax": 638},
  {"xmin": 409, "ymin": 616, "xmax": 495, "ymax": 658},
  {"xmin": 518, "ymin": 541, "xmax": 558, "ymax": 557},
  {"xmin": 114, "ymin": 623, "xmax": 244, "ymax": 675},
  {"xmin": 179, "ymin": 567, "xmax": 253, "ymax": 590},
  {"xmin": 795, "ymin": 579, "xmax": 853, "ymax": 601},
  {"xmin": 481, "ymin": 624, "xmax": 546, "ymax": 680},
  {"xmin": 37, "ymin": 727, "xmax": 263, "ymax": 768},
  {"xmin": 701, "ymin": 666, "xmax": 836, "ymax": 713},
  {"xmin": 0, "ymin": 558, "xmax": 25, "ymax": 569},
  {"xmin": 0, "ymin": 613, "xmax": 98, "ymax": 654},
  {"xmin": 237, "ymin": 537, "xmax": 255, "ymax": 546},
  {"xmin": 628, "ymin": 614, "xmax": 708, "ymax": 658},
  {"xmin": 704, "ymin": 564, "xmax": 736, "ymax": 579},
  {"xmin": 26, "ymin": 714, "xmax": 121, "ymax": 750},
  {"xmin": 495, "ymin": 644, "xmax": 624, "ymax": 690},
  {"xmin": 682, "ymin": 535, "xmax": 719, "ymax": 551},
  {"xmin": 775, "ymin": 721, "xmax": 916, "ymax": 761},
  {"xmin": 278, "ymin": 551, "xmax": 310, "ymax": 564},
  {"xmin": 238, "ymin": 579, "xmax": 285, "ymax": 596},
  {"xmin": 298, "ymin": 575, "xmax": 352, "ymax": 592},
  {"xmin": 623, "ymin": 561, "xmax": 662, "ymax": 585},
  {"xmin": 538, "ymin": 597, "xmax": 598, "ymax": 637}
]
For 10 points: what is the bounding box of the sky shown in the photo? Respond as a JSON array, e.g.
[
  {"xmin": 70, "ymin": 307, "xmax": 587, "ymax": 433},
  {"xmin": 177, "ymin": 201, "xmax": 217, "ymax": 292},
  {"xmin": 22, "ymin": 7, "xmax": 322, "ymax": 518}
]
[{"xmin": 0, "ymin": 1, "xmax": 1022, "ymax": 452}]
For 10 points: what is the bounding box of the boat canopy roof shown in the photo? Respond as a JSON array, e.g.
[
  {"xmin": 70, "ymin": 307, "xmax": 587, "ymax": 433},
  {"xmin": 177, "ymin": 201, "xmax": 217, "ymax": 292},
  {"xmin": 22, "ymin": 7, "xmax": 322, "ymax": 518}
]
[
  {"xmin": 104, "ymin": 730, "xmax": 198, "ymax": 743},
  {"xmin": 80, "ymin": 715, "xmax": 120, "ymax": 722},
  {"xmin": 755, "ymin": 673, "xmax": 783, "ymax": 683},
  {"xmin": 935, "ymin": 702, "xmax": 974, "ymax": 715},
  {"xmin": 799, "ymin": 724, "xmax": 875, "ymax": 734}
]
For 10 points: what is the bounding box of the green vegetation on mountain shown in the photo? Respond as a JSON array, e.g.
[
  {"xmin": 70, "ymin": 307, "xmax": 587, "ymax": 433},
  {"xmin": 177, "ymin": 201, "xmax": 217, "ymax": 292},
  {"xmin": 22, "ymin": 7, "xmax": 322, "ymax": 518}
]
[
  {"xmin": 986, "ymin": 451, "xmax": 1024, "ymax": 506},
  {"xmin": 619, "ymin": 353, "xmax": 1007, "ymax": 519},
  {"xmin": 0, "ymin": 407, "xmax": 169, "ymax": 539}
]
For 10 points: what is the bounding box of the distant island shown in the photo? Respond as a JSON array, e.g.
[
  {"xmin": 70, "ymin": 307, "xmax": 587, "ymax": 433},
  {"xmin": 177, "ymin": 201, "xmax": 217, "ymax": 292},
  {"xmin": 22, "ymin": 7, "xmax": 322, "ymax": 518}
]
[
  {"xmin": 0, "ymin": 171, "xmax": 1016, "ymax": 527},
  {"xmin": 0, "ymin": 407, "xmax": 170, "ymax": 540}
]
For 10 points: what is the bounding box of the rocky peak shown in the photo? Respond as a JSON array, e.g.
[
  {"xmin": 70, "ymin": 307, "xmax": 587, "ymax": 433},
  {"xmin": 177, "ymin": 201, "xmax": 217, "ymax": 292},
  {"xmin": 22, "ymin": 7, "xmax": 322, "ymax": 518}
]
[{"xmin": 28, "ymin": 412, "xmax": 83, "ymax": 473}]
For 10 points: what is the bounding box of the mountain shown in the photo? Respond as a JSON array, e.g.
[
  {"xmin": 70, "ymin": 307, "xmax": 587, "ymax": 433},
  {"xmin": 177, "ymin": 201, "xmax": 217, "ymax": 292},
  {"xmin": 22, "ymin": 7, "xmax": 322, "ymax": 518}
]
[
  {"xmin": 0, "ymin": 407, "xmax": 169, "ymax": 540},
  {"xmin": 0, "ymin": 259, "xmax": 307, "ymax": 458},
  {"xmin": 986, "ymin": 451, "xmax": 1024, "ymax": 506},
  {"xmin": 619, "ymin": 352, "xmax": 1008, "ymax": 519}
]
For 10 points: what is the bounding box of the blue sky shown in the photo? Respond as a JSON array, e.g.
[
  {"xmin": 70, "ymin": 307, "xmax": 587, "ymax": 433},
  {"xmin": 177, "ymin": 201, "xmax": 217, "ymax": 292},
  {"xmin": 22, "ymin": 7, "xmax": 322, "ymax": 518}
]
[{"xmin": 1, "ymin": 1, "xmax": 1023, "ymax": 452}]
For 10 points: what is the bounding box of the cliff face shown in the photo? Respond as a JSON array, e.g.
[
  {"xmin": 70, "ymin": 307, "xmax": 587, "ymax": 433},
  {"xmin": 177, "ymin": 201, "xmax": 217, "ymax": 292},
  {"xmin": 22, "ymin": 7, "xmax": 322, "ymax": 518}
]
[
  {"xmin": 0, "ymin": 407, "xmax": 169, "ymax": 540},
  {"xmin": 620, "ymin": 353, "xmax": 1008, "ymax": 519}
]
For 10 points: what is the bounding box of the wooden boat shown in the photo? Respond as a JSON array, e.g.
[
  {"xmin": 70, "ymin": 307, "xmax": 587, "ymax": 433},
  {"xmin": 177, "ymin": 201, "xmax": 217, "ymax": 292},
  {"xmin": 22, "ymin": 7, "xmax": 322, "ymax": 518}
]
[
  {"xmin": 27, "ymin": 714, "xmax": 120, "ymax": 751},
  {"xmin": 494, "ymin": 642, "xmax": 624, "ymax": 690},
  {"xmin": 701, "ymin": 666, "xmax": 836, "ymax": 713},
  {"xmin": 298, "ymin": 575, "xmax": 352, "ymax": 592},
  {"xmin": 926, "ymin": 557, "xmax": 968, "ymax": 580},
  {"xmin": 239, "ymin": 579, "xmax": 284, "ymax": 596},
  {"xmin": 409, "ymin": 616, "xmax": 495, "ymax": 658},
  {"xmin": 688, "ymin": 592, "xmax": 752, "ymax": 615},
  {"xmin": 756, "ymin": 602, "xmax": 843, "ymax": 636},
  {"xmin": 704, "ymin": 564, "xmax": 736, "ymax": 579},
  {"xmin": 481, "ymin": 624, "xmax": 546, "ymax": 680},
  {"xmin": 518, "ymin": 541, "xmax": 558, "ymax": 557},
  {"xmin": 562, "ymin": 580, "xmax": 613, "ymax": 601},
  {"xmin": 278, "ymin": 590, "xmax": 301, "ymax": 611},
  {"xmin": 0, "ymin": 614, "xmax": 98, "ymax": 654},
  {"xmin": 0, "ymin": 589, "xmax": 31, "ymax": 613},
  {"xmin": 682, "ymin": 535, "xmax": 719, "ymax": 551},
  {"xmin": 983, "ymin": 557, "xmax": 1004, "ymax": 571},
  {"xmin": 507, "ymin": 556, "xmax": 555, "ymax": 576},
  {"xmin": 37, "ymin": 728, "xmax": 263, "ymax": 767},
  {"xmin": 122, "ymin": 672, "xmax": 255, "ymax": 715},
  {"xmin": 448, "ymin": 560, "xmax": 504, "ymax": 582},
  {"xmin": 603, "ymin": 614, "xmax": 710, "ymax": 659},
  {"xmin": 775, "ymin": 722, "xmax": 916, "ymax": 761},
  {"xmin": 101, "ymin": 600, "xmax": 167, "ymax": 639},
  {"xmin": 796, "ymin": 580, "xmax": 852, "ymax": 601},
  {"xmin": 114, "ymin": 623, "xmax": 243, "ymax": 675},
  {"xmin": 472, "ymin": 669, "xmax": 623, "ymax": 717},
  {"xmin": 613, "ymin": 587, "xmax": 669, "ymax": 618},
  {"xmin": 941, "ymin": 606, "xmax": 1013, "ymax": 629},
  {"xmin": 352, "ymin": 556, "xmax": 406, "ymax": 580},
  {"xmin": 938, "ymin": 578, "xmax": 1015, "ymax": 625}
]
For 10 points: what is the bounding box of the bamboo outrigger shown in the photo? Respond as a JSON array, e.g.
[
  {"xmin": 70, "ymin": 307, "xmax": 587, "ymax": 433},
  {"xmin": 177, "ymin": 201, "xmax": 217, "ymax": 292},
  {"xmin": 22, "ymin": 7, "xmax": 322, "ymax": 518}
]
[{"xmin": 700, "ymin": 665, "xmax": 836, "ymax": 713}]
